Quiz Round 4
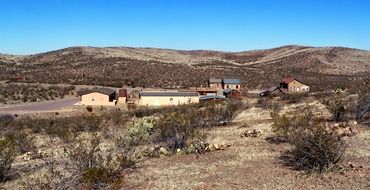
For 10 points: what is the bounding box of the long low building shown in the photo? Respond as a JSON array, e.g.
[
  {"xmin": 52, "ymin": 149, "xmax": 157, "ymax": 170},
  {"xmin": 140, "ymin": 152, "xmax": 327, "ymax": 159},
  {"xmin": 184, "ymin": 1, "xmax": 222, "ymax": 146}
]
[{"xmin": 140, "ymin": 90, "xmax": 199, "ymax": 106}]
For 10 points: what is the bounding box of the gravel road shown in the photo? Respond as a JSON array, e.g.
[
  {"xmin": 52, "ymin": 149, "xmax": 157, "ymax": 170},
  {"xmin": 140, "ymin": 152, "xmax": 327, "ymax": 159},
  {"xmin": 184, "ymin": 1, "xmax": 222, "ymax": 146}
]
[{"xmin": 0, "ymin": 98, "xmax": 80, "ymax": 114}]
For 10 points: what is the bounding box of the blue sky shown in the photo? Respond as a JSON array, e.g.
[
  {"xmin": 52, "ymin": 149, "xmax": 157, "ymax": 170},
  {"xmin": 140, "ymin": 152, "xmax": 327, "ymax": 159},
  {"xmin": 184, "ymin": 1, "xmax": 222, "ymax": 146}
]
[{"xmin": 1, "ymin": 0, "xmax": 369, "ymax": 54}]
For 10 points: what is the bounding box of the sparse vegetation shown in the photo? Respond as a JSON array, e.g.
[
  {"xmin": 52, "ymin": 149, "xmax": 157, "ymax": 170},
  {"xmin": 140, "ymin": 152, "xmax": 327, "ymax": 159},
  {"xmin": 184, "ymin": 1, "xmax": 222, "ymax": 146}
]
[
  {"xmin": 0, "ymin": 84, "xmax": 75, "ymax": 104},
  {"xmin": 0, "ymin": 138, "xmax": 17, "ymax": 182}
]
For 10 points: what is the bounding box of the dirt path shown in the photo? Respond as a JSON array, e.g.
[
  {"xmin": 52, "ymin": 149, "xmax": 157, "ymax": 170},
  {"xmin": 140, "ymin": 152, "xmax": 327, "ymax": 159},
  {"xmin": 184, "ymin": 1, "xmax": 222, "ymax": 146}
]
[{"xmin": 0, "ymin": 97, "xmax": 79, "ymax": 114}]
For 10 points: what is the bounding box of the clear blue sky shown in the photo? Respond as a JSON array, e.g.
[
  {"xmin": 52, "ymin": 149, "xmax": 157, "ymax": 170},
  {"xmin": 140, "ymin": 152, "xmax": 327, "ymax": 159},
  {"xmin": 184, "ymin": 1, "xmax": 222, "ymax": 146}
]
[{"xmin": 1, "ymin": 0, "xmax": 369, "ymax": 54}]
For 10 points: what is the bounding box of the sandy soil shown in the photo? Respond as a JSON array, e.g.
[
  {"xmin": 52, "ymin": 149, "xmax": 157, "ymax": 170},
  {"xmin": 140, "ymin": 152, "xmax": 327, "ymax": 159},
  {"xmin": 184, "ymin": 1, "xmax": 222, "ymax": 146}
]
[{"xmin": 122, "ymin": 106, "xmax": 370, "ymax": 190}]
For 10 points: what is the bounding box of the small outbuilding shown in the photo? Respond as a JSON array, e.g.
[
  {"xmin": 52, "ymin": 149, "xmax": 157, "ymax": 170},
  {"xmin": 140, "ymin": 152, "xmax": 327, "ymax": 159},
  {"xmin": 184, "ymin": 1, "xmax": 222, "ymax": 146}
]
[{"xmin": 78, "ymin": 88, "xmax": 117, "ymax": 106}]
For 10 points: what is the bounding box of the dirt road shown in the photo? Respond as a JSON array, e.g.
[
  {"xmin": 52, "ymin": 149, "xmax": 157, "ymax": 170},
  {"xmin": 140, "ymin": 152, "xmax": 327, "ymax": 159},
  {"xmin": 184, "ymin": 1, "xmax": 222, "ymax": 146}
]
[{"xmin": 0, "ymin": 98, "xmax": 80, "ymax": 114}]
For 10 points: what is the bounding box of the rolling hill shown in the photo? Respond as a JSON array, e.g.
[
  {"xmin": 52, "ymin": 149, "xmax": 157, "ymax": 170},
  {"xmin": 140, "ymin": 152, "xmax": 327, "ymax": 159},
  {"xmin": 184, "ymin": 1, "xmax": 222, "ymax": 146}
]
[{"xmin": 1, "ymin": 45, "xmax": 369, "ymax": 91}]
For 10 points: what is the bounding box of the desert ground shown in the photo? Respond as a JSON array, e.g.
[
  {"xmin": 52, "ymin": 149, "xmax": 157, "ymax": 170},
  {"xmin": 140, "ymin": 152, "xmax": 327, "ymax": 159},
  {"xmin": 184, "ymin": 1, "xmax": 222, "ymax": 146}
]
[{"xmin": 1, "ymin": 95, "xmax": 369, "ymax": 190}]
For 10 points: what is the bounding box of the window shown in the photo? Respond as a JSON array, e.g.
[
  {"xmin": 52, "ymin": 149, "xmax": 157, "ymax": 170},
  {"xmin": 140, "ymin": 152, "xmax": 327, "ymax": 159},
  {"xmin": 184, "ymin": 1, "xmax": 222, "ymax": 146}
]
[
  {"xmin": 236, "ymin": 85, "xmax": 239, "ymax": 89},
  {"xmin": 91, "ymin": 97, "xmax": 95, "ymax": 101},
  {"xmin": 187, "ymin": 98, "xmax": 191, "ymax": 103},
  {"xmin": 226, "ymin": 85, "xmax": 229, "ymax": 88},
  {"xmin": 170, "ymin": 98, "xmax": 173, "ymax": 104}
]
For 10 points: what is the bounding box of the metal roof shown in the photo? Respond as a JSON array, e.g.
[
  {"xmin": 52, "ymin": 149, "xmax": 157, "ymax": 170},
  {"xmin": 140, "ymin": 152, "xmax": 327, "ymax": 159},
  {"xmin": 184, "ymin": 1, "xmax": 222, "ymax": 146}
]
[
  {"xmin": 141, "ymin": 91, "xmax": 199, "ymax": 97},
  {"xmin": 223, "ymin": 79, "xmax": 241, "ymax": 84},
  {"xmin": 208, "ymin": 78, "xmax": 222, "ymax": 83},
  {"xmin": 78, "ymin": 88, "xmax": 116, "ymax": 96},
  {"xmin": 199, "ymin": 95, "xmax": 226, "ymax": 101}
]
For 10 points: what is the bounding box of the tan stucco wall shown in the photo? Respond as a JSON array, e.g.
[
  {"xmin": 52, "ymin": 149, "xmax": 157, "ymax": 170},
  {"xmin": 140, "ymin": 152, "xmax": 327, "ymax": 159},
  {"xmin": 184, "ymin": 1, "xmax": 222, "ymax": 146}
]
[
  {"xmin": 224, "ymin": 84, "xmax": 241, "ymax": 91},
  {"xmin": 118, "ymin": 97, "xmax": 126, "ymax": 104},
  {"xmin": 288, "ymin": 80, "xmax": 310, "ymax": 92},
  {"xmin": 140, "ymin": 96, "xmax": 199, "ymax": 106},
  {"xmin": 81, "ymin": 92, "xmax": 116, "ymax": 106},
  {"xmin": 209, "ymin": 83, "xmax": 222, "ymax": 89}
]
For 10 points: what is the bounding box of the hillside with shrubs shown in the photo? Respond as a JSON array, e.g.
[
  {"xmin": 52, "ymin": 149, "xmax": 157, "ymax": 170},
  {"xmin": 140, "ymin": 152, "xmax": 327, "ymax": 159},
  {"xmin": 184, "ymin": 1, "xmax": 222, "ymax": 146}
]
[{"xmin": 1, "ymin": 45, "xmax": 370, "ymax": 91}]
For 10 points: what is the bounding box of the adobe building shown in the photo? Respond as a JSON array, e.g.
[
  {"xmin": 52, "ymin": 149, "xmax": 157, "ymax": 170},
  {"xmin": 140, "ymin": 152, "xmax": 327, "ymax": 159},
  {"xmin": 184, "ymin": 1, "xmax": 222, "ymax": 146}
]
[
  {"xmin": 280, "ymin": 78, "xmax": 310, "ymax": 93},
  {"xmin": 140, "ymin": 90, "xmax": 199, "ymax": 106},
  {"xmin": 78, "ymin": 88, "xmax": 117, "ymax": 106}
]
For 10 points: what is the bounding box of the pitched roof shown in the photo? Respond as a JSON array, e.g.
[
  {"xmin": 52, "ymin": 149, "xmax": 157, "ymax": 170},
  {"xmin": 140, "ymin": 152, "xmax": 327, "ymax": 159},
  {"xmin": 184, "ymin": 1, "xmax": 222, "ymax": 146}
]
[
  {"xmin": 281, "ymin": 77, "xmax": 295, "ymax": 84},
  {"xmin": 141, "ymin": 91, "xmax": 198, "ymax": 97},
  {"xmin": 209, "ymin": 78, "xmax": 222, "ymax": 83},
  {"xmin": 78, "ymin": 88, "xmax": 116, "ymax": 96},
  {"xmin": 223, "ymin": 79, "xmax": 241, "ymax": 84}
]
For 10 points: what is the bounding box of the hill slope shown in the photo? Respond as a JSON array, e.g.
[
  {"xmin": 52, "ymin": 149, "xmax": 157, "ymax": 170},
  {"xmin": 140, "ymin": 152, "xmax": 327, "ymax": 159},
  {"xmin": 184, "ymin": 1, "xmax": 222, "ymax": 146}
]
[{"xmin": 1, "ymin": 45, "xmax": 369, "ymax": 90}]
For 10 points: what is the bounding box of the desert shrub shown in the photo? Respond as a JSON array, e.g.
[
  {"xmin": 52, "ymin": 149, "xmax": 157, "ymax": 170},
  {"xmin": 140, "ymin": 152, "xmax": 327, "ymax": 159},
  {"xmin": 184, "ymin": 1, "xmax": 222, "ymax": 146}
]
[
  {"xmin": 66, "ymin": 137, "xmax": 134, "ymax": 189},
  {"xmin": 0, "ymin": 114, "xmax": 14, "ymax": 130},
  {"xmin": 155, "ymin": 111, "xmax": 202, "ymax": 151},
  {"xmin": 287, "ymin": 126, "xmax": 346, "ymax": 173},
  {"xmin": 272, "ymin": 106, "xmax": 316, "ymax": 141},
  {"xmin": 0, "ymin": 137, "xmax": 17, "ymax": 182},
  {"xmin": 117, "ymin": 117, "xmax": 155, "ymax": 147},
  {"xmin": 281, "ymin": 93, "xmax": 308, "ymax": 104},
  {"xmin": 4, "ymin": 132, "xmax": 36, "ymax": 154},
  {"xmin": 355, "ymin": 81, "xmax": 370, "ymax": 121},
  {"xmin": 327, "ymin": 91, "xmax": 348, "ymax": 122},
  {"xmin": 86, "ymin": 106, "xmax": 93, "ymax": 112}
]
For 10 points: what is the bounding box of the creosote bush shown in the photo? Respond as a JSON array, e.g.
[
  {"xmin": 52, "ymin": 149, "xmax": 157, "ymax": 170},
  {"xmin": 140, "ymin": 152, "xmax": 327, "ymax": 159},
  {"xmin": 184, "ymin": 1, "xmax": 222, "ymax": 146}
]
[
  {"xmin": 66, "ymin": 137, "xmax": 135, "ymax": 189},
  {"xmin": 327, "ymin": 91, "xmax": 348, "ymax": 122},
  {"xmin": 288, "ymin": 126, "xmax": 346, "ymax": 173},
  {"xmin": 0, "ymin": 137, "xmax": 17, "ymax": 182},
  {"xmin": 272, "ymin": 106, "xmax": 346, "ymax": 173}
]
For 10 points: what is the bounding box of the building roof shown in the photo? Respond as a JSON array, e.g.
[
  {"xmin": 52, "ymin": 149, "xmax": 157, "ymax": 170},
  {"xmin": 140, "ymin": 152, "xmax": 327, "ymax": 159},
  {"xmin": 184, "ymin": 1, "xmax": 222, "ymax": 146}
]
[
  {"xmin": 199, "ymin": 95, "xmax": 226, "ymax": 101},
  {"xmin": 78, "ymin": 88, "xmax": 116, "ymax": 96},
  {"xmin": 208, "ymin": 78, "xmax": 222, "ymax": 83},
  {"xmin": 141, "ymin": 91, "xmax": 199, "ymax": 97},
  {"xmin": 281, "ymin": 77, "xmax": 295, "ymax": 84},
  {"xmin": 223, "ymin": 79, "xmax": 241, "ymax": 84}
]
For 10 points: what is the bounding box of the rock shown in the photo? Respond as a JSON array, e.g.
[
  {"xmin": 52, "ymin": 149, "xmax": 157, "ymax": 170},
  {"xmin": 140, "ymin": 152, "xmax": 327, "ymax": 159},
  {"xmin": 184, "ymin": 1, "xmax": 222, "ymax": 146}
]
[
  {"xmin": 208, "ymin": 144, "xmax": 216, "ymax": 151},
  {"xmin": 159, "ymin": 147, "xmax": 169, "ymax": 156},
  {"xmin": 176, "ymin": 148, "xmax": 184, "ymax": 155},
  {"xmin": 186, "ymin": 145, "xmax": 196, "ymax": 154},
  {"xmin": 241, "ymin": 129, "xmax": 262, "ymax": 138},
  {"xmin": 214, "ymin": 144, "xmax": 220, "ymax": 150}
]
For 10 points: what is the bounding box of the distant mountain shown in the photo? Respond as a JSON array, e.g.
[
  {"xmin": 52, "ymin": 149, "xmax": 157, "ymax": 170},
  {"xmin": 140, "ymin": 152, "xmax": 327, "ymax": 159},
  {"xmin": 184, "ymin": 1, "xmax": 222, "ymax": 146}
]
[{"xmin": 1, "ymin": 45, "xmax": 369, "ymax": 91}]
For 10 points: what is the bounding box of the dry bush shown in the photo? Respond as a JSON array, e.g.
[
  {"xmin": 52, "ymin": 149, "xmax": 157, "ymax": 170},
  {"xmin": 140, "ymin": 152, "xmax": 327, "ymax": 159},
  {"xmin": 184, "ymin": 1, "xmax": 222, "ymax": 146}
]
[
  {"xmin": 271, "ymin": 106, "xmax": 316, "ymax": 142},
  {"xmin": 355, "ymin": 81, "xmax": 370, "ymax": 121},
  {"xmin": 86, "ymin": 106, "xmax": 93, "ymax": 112},
  {"xmin": 155, "ymin": 110, "xmax": 201, "ymax": 151},
  {"xmin": 272, "ymin": 106, "xmax": 347, "ymax": 173},
  {"xmin": 281, "ymin": 93, "xmax": 309, "ymax": 104},
  {"xmin": 3, "ymin": 131, "xmax": 36, "ymax": 154},
  {"xmin": 66, "ymin": 137, "xmax": 134, "ymax": 189},
  {"xmin": 0, "ymin": 137, "xmax": 17, "ymax": 182},
  {"xmin": 327, "ymin": 91, "xmax": 348, "ymax": 122},
  {"xmin": 286, "ymin": 126, "xmax": 346, "ymax": 173}
]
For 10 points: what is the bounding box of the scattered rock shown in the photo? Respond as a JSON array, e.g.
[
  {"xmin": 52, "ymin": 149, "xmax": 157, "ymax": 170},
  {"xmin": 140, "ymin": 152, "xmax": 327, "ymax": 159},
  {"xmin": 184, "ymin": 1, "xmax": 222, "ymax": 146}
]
[
  {"xmin": 241, "ymin": 129, "xmax": 262, "ymax": 138},
  {"xmin": 159, "ymin": 147, "xmax": 169, "ymax": 156},
  {"xmin": 214, "ymin": 144, "xmax": 220, "ymax": 150}
]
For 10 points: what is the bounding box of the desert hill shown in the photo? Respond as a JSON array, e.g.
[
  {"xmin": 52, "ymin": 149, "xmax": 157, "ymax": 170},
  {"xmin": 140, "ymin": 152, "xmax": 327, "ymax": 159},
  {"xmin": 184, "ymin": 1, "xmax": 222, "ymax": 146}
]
[{"xmin": 1, "ymin": 45, "xmax": 369, "ymax": 90}]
